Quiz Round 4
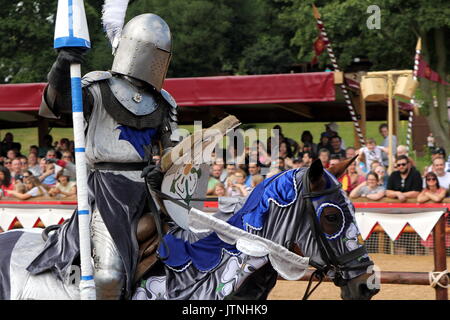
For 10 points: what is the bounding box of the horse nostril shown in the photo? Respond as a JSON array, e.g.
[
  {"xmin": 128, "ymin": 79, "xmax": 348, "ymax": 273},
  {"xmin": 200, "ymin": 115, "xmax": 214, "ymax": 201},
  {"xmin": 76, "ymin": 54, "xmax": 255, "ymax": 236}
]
[{"xmin": 359, "ymin": 283, "xmax": 379, "ymax": 299}]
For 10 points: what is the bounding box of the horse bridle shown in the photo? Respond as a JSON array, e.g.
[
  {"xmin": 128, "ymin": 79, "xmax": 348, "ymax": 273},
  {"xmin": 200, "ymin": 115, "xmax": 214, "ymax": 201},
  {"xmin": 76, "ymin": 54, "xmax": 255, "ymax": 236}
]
[{"xmin": 299, "ymin": 169, "xmax": 373, "ymax": 299}]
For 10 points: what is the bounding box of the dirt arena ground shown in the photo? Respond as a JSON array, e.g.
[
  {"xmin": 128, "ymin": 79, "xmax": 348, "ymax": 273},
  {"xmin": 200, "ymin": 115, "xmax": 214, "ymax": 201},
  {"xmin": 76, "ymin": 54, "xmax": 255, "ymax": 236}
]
[{"xmin": 268, "ymin": 254, "xmax": 450, "ymax": 300}]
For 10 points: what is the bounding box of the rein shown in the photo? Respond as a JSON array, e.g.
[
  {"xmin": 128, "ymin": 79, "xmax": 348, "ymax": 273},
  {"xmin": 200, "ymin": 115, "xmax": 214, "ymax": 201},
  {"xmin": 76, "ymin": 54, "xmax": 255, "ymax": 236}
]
[{"xmin": 300, "ymin": 169, "xmax": 373, "ymax": 299}]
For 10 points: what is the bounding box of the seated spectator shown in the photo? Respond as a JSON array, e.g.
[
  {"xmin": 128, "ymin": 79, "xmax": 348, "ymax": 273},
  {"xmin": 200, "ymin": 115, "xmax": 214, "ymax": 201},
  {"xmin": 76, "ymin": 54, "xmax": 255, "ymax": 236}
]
[
  {"xmin": 49, "ymin": 170, "xmax": 77, "ymax": 198},
  {"xmin": 272, "ymin": 125, "xmax": 299, "ymax": 156},
  {"xmin": 1, "ymin": 133, "xmax": 21, "ymax": 157},
  {"xmin": 359, "ymin": 138, "xmax": 388, "ymax": 171},
  {"xmin": 207, "ymin": 164, "xmax": 223, "ymax": 195},
  {"xmin": 45, "ymin": 149, "xmax": 58, "ymax": 160},
  {"xmin": 340, "ymin": 160, "xmax": 365, "ymax": 194},
  {"xmin": 346, "ymin": 147, "xmax": 356, "ymax": 160},
  {"xmin": 292, "ymin": 158, "xmax": 304, "ymax": 169},
  {"xmin": 317, "ymin": 133, "xmax": 331, "ymax": 153},
  {"xmin": 318, "ymin": 148, "xmax": 330, "ymax": 168},
  {"xmin": 370, "ymin": 160, "xmax": 381, "ymax": 172},
  {"xmin": 13, "ymin": 182, "xmax": 27, "ymax": 195},
  {"xmin": 22, "ymin": 170, "xmax": 33, "ymax": 183},
  {"xmin": 0, "ymin": 166, "xmax": 14, "ymax": 196},
  {"xmin": 426, "ymin": 148, "xmax": 450, "ymax": 174},
  {"xmin": 214, "ymin": 182, "xmax": 226, "ymax": 197},
  {"xmin": 349, "ymin": 172, "xmax": 385, "ymax": 201},
  {"xmin": 329, "ymin": 154, "xmax": 341, "ymax": 167},
  {"xmin": 279, "ymin": 141, "xmax": 294, "ymax": 169},
  {"xmin": 61, "ymin": 151, "xmax": 74, "ymax": 163},
  {"xmin": 428, "ymin": 157, "xmax": 450, "ymax": 190},
  {"xmin": 223, "ymin": 163, "xmax": 237, "ymax": 183},
  {"xmin": 396, "ymin": 145, "xmax": 416, "ymax": 168},
  {"xmin": 417, "ymin": 172, "xmax": 446, "ymax": 203},
  {"xmin": 329, "ymin": 136, "xmax": 346, "ymax": 159},
  {"xmin": 8, "ymin": 176, "xmax": 49, "ymax": 200},
  {"xmin": 39, "ymin": 162, "xmax": 57, "ymax": 187},
  {"xmin": 226, "ymin": 169, "xmax": 250, "ymax": 197},
  {"xmin": 300, "ymin": 130, "xmax": 318, "ymax": 157},
  {"xmin": 386, "ymin": 155, "xmax": 422, "ymax": 202},
  {"xmin": 10, "ymin": 158, "xmax": 23, "ymax": 182},
  {"xmin": 6, "ymin": 149, "xmax": 17, "ymax": 161},
  {"xmin": 250, "ymin": 174, "xmax": 264, "ymax": 189},
  {"xmin": 29, "ymin": 145, "xmax": 39, "ymax": 156},
  {"xmin": 2, "ymin": 159, "xmax": 12, "ymax": 172},
  {"xmin": 379, "ymin": 123, "xmax": 397, "ymax": 166},
  {"xmin": 245, "ymin": 162, "xmax": 261, "ymax": 187},
  {"xmin": 57, "ymin": 138, "xmax": 71, "ymax": 154},
  {"xmin": 302, "ymin": 151, "xmax": 314, "ymax": 168},
  {"xmin": 18, "ymin": 156, "xmax": 28, "ymax": 172},
  {"xmin": 374, "ymin": 165, "xmax": 389, "ymax": 188}
]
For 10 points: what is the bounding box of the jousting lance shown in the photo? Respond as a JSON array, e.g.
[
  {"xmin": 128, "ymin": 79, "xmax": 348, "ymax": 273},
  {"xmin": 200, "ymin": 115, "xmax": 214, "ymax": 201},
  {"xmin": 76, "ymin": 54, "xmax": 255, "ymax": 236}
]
[{"xmin": 53, "ymin": 0, "xmax": 95, "ymax": 300}]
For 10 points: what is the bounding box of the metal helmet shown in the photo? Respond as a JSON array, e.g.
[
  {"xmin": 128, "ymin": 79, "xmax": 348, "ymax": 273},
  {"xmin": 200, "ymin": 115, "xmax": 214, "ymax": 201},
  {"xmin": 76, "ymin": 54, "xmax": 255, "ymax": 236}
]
[{"xmin": 111, "ymin": 13, "xmax": 172, "ymax": 92}]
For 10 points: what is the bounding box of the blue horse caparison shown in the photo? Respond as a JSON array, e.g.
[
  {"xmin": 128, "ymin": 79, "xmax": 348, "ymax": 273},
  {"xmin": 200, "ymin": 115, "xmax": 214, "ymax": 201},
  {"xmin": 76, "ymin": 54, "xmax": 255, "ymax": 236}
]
[{"xmin": 0, "ymin": 159, "xmax": 379, "ymax": 300}]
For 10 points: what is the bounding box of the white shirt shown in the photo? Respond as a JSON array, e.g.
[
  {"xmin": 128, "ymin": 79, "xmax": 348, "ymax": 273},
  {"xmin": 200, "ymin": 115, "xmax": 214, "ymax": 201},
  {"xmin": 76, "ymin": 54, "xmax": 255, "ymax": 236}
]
[
  {"xmin": 436, "ymin": 172, "xmax": 450, "ymax": 190},
  {"xmin": 26, "ymin": 186, "xmax": 49, "ymax": 197},
  {"xmin": 360, "ymin": 146, "xmax": 384, "ymax": 169}
]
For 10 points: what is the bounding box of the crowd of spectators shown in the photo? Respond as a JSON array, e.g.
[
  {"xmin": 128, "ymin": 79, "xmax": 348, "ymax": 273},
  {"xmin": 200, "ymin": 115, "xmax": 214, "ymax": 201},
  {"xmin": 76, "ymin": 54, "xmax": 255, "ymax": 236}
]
[
  {"xmin": 0, "ymin": 133, "xmax": 77, "ymax": 201},
  {"xmin": 206, "ymin": 123, "xmax": 450, "ymax": 203},
  {"xmin": 1, "ymin": 124, "xmax": 450, "ymax": 204}
]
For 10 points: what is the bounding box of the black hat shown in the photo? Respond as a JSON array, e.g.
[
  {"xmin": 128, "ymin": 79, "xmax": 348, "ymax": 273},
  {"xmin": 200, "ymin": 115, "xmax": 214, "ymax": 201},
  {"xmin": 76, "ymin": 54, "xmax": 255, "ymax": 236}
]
[{"xmin": 432, "ymin": 147, "xmax": 446, "ymax": 156}]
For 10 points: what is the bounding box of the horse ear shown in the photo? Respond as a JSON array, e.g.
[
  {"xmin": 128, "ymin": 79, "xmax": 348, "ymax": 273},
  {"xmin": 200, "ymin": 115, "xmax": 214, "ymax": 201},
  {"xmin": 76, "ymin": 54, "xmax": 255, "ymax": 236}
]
[
  {"xmin": 327, "ymin": 155, "xmax": 358, "ymax": 179},
  {"xmin": 308, "ymin": 159, "xmax": 324, "ymax": 183}
]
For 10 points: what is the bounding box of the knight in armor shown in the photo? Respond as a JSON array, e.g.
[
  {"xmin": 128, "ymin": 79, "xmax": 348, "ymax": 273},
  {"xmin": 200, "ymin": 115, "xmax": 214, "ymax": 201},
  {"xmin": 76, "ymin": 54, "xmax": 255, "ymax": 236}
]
[{"xmin": 26, "ymin": 14, "xmax": 179, "ymax": 299}]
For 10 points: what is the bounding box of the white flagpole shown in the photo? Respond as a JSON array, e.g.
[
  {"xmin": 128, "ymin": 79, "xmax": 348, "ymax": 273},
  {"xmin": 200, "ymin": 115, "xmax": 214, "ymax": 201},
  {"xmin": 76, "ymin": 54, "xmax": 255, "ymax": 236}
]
[{"xmin": 54, "ymin": 0, "xmax": 95, "ymax": 299}]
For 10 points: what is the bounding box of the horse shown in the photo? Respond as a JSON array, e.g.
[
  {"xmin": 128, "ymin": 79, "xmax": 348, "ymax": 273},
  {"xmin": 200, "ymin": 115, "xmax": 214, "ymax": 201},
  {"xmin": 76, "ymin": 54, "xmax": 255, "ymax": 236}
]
[{"xmin": 0, "ymin": 158, "xmax": 379, "ymax": 300}]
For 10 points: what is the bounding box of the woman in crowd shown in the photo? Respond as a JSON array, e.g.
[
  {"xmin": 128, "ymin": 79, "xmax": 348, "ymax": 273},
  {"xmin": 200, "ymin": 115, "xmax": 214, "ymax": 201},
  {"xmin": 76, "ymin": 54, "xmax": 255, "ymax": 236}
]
[
  {"xmin": 226, "ymin": 169, "xmax": 250, "ymax": 197},
  {"xmin": 49, "ymin": 170, "xmax": 77, "ymax": 198},
  {"xmin": 349, "ymin": 172, "xmax": 385, "ymax": 201},
  {"xmin": 374, "ymin": 165, "xmax": 389, "ymax": 188},
  {"xmin": 279, "ymin": 141, "xmax": 294, "ymax": 169},
  {"xmin": 0, "ymin": 166, "xmax": 14, "ymax": 197},
  {"xmin": 300, "ymin": 130, "xmax": 318, "ymax": 157},
  {"xmin": 340, "ymin": 160, "xmax": 365, "ymax": 194},
  {"xmin": 417, "ymin": 172, "xmax": 446, "ymax": 203},
  {"xmin": 8, "ymin": 176, "xmax": 49, "ymax": 200},
  {"xmin": 27, "ymin": 152, "xmax": 41, "ymax": 176}
]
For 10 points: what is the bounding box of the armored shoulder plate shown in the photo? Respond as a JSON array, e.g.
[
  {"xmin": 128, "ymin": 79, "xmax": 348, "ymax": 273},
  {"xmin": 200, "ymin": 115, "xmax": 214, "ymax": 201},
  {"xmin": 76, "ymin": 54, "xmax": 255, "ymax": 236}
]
[
  {"xmin": 161, "ymin": 89, "xmax": 178, "ymax": 122},
  {"xmin": 81, "ymin": 71, "xmax": 112, "ymax": 87},
  {"xmin": 107, "ymin": 76, "xmax": 160, "ymax": 116}
]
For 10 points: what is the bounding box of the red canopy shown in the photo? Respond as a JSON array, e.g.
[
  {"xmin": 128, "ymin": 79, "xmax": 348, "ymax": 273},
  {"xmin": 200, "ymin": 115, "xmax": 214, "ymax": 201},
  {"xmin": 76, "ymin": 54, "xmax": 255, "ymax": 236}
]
[{"xmin": 0, "ymin": 72, "xmax": 335, "ymax": 112}]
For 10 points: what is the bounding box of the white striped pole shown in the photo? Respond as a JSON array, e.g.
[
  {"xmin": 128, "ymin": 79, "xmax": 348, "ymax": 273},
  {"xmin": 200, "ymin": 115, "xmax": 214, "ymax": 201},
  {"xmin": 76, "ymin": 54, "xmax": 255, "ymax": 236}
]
[
  {"xmin": 406, "ymin": 38, "xmax": 421, "ymax": 153},
  {"xmin": 54, "ymin": 0, "xmax": 95, "ymax": 299},
  {"xmin": 312, "ymin": 5, "xmax": 365, "ymax": 146},
  {"xmin": 70, "ymin": 64, "xmax": 96, "ymax": 300}
]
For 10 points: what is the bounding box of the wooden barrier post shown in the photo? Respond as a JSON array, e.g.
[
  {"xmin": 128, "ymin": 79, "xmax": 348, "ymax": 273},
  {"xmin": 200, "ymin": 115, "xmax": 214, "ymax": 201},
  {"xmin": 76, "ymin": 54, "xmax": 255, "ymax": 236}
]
[{"xmin": 433, "ymin": 213, "xmax": 448, "ymax": 300}]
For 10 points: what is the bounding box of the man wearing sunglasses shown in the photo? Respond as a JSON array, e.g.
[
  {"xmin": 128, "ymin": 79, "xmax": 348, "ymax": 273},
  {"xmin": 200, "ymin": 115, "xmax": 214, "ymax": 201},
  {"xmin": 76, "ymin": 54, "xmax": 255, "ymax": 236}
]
[{"xmin": 386, "ymin": 155, "xmax": 422, "ymax": 202}]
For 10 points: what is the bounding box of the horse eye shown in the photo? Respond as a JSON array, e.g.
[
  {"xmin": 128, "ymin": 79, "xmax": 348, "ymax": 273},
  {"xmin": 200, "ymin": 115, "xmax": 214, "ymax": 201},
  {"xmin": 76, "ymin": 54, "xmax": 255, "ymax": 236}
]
[{"xmin": 325, "ymin": 214, "xmax": 338, "ymax": 223}]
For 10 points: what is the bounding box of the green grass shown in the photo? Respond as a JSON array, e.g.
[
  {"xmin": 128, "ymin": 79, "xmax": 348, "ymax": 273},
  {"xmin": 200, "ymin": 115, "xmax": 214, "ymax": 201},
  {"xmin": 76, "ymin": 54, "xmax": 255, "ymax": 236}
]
[{"xmin": 1, "ymin": 120, "xmax": 428, "ymax": 172}]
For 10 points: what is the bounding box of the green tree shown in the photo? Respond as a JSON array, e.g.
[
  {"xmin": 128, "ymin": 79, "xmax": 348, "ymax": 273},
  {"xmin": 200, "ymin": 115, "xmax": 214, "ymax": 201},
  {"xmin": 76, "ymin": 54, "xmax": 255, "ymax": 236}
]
[
  {"xmin": 0, "ymin": 1, "xmax": 113, "ymax": 83},
  {"xmin": 278, "ymin": 0, "xmax": 450, "ymax": 151}
]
